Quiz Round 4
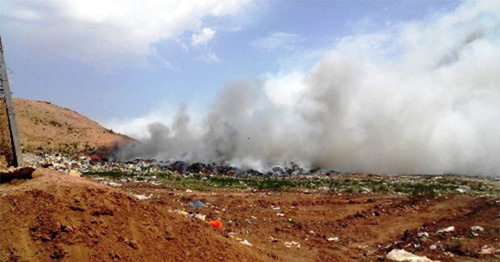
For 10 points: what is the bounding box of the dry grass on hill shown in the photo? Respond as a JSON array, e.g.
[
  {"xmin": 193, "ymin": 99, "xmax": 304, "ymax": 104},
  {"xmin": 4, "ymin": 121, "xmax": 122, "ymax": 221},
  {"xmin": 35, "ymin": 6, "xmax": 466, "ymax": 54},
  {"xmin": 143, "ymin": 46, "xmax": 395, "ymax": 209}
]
[{"xmin": 11, "ymin": 99, "xmax": 133, "ymax": 156}]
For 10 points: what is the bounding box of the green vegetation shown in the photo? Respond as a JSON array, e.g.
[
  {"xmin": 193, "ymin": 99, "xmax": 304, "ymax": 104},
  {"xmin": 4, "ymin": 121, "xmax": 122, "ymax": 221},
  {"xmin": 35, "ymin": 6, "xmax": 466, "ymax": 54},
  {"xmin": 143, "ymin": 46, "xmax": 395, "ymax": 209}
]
[{"xmin": 83, "ymin": 171, "xmax": 498, "ymax": 196}]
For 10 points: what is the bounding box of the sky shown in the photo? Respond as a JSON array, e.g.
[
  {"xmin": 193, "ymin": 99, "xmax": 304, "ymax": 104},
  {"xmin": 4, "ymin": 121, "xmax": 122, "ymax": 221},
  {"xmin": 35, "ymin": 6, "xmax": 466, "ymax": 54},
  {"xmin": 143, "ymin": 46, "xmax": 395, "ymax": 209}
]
[
  {"xmin": 1, "ymin": 0, "xmax": 499, "ymax": 175},
  {"xmin": 1, "ymin": 0, "xmax": 460, "ymax": 123}
]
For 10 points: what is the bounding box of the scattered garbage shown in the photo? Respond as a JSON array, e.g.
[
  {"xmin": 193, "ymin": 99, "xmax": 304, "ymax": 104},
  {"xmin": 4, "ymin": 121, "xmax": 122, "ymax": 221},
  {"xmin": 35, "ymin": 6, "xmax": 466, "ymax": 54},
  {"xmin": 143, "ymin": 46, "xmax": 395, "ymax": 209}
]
[
  {"xmin": 207, "ymin": 219, "xmax": 222, "ymax": 230},
  {"xmin": 102, "ymin": 181, "xmax": 122, "ymax": 187},
  {"xmin": 429, "ymin": 245, "xmax": 437, "ymax": 250},
  {"xmin": 185, "ymin": 189, "xmax": 193, "ymax": 193},
  {"xmin": 134, "ymin": 194, "xmax": 152, "ymax": 200},
  {"xmin": 326, "ymin": 237, "xmax": 339, "ymax": 242},
  {"xmin": 455, "ymin": 185, "xmax": 470, "ymax": 193},
  {"xmin": 276, "ymin": 212, "xmax": 285, "ymax": 217},
  {"xmin": 479, "ymin": 245, "xmax": 495, "ymax": 255},
  {"xmin": 194, "ymin": 213, "xmax": 206, "ymax": 221},
  {"xmin": 470, "ymin": 225, "xmax": 484, "ymax": 232},
  {"xmin": 188, "ymin": 200, "xmax": 206, "ymax": 208},
  {"xmin": 240, "ymin": 239, "xmax": 252, "ymax": 246},
  {"xmin": 386, "ymin": 249, "xmax": 436, "ymax": 262},
  {"xmin": 284, "ymin": 241, "xmax": 300, "ymax": 248},
  {"xmin": 436, "ymin": 226, "xmax": 455, "ymax": 234}
]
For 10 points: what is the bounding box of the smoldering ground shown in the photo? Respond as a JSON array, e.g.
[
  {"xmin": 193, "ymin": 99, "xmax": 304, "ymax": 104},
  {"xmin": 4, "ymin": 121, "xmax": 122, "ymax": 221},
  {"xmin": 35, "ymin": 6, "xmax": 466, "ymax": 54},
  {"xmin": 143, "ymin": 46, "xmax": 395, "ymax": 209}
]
[{"xmin": 114, "ymin": 1, "xmax": 500, "ymax": 175}]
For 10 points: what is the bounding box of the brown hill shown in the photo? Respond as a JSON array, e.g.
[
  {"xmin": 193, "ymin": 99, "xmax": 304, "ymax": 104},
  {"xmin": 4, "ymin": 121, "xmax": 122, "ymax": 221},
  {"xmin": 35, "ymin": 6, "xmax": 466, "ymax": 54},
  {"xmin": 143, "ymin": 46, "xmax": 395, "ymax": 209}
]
[
  {"xmin": 12, "ymin": 99, "xmax": 134, "ymax": 155},
  {"xmin": 0, "ymin": 169, "xmax": 266, "ymax": 261}
]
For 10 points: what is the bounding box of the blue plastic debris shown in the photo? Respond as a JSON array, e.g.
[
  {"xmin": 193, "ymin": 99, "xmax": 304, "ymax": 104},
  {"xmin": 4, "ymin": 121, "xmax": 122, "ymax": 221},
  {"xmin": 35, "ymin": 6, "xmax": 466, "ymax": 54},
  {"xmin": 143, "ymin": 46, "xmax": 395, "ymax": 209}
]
[{"xmin": 188, "ymin": 200, "xmax": 206, "ymax": 208}]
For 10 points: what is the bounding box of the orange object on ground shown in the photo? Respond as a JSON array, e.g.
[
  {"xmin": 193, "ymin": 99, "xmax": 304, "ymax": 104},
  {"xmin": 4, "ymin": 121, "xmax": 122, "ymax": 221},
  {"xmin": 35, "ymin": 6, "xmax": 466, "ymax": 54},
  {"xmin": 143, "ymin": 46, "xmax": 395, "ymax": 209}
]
[{"xmin": 207, "ymin": 219, "xmax": 222, "ymax": 230}]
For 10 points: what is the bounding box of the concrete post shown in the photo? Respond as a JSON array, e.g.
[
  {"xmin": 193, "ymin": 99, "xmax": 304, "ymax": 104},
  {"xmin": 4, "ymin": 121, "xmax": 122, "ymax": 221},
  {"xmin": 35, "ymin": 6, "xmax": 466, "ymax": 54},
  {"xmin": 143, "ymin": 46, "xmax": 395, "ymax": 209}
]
[{"xmin": 0, "ymin": 37, "xmax": 23, "ymax": 167}]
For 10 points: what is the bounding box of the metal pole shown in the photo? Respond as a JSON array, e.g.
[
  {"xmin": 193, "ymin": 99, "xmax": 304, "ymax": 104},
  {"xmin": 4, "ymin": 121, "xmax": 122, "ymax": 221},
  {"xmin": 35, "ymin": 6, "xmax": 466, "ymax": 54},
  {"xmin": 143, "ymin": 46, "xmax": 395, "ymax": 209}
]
[{"xmin": 0, "ymin": 36, "xmax": 23, "ymax": 167}]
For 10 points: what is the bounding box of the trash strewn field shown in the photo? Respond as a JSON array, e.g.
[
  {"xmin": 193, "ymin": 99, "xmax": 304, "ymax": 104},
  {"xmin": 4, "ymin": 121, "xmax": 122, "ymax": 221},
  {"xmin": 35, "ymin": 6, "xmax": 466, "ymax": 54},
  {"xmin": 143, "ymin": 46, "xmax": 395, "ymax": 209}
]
[
  {"xmin": 1, "ymin": 162, "xmax": 499, "ymax": 261},
  {"xmin": 89, "ymin": 170, "xmax": 499, "ymax": 261}
]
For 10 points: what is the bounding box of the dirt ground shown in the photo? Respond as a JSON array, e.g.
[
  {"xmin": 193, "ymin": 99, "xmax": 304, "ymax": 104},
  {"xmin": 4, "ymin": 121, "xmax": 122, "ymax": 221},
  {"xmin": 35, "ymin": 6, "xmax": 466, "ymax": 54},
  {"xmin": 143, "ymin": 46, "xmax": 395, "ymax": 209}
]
[
  {"xmin": 122, "ymin": 182, "xmax": 500, "ymax": 261},
  {"xmin": 1, "ymin": 169, "xmax": 499, "ymax": 261}
]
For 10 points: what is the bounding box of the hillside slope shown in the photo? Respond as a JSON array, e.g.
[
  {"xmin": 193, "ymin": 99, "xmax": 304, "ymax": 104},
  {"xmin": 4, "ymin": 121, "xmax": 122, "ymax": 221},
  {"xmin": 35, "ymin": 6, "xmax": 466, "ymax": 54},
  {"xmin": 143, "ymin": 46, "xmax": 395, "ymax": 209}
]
[{"xmin": 12, "ymin": 99, "xmax": 133, "ymax": 155}]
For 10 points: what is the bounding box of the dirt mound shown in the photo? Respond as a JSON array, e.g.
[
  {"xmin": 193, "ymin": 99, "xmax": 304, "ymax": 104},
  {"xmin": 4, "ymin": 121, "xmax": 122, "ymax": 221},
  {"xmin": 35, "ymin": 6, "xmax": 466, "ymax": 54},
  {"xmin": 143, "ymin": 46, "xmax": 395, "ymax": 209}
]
[
  {"xmin": 0, "ymin": 169, "xmax": 266, "ymax": 261},
  {"xmin": 11, "ymin": 99, "xmax": 134, "ymax": 155}
]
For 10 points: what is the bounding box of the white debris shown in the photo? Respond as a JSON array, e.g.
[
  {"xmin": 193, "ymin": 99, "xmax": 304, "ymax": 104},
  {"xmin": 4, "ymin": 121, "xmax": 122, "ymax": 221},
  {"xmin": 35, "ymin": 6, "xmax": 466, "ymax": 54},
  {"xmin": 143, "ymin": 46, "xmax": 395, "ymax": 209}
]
[
  {"xmin": 479, "ymin": 245, "xmax": 495, "ymax": 255},
  {"xmin": 386, "ymin": 249, "xmax": 437, "ymax": 262},
  {"xmin": 103, "ymin": 181, "xmax": 122, "ymax": 187},
  {"xmin": 326, "ymin": 237, "xmax": 339, "ymax": 242},
  {"xmin": 185, "ymin": 189, "xmax": 193, "ymax": 193},
  {"xmin": 436, "ymin": 226, "xmax": 455, "ymax": 234},
  {"xmin": 471, "ymin": 226, "xmax": 484, "ymax": 232},
  {"xmin": 284, "ymin": 241, "xmax": 301, "ymax": 248},
  {"xmin": 429, "ymin": 245, "xmax": 437, "ymax": 250},
  {"xmin": 133, "ymin": 194, "xmax": 152, "ymax": 200},
  {"xmin": 240, "ymin": 239, "xmax": 253, "ymax": 246},
  {"xmin": 276, "ymin": 212, "xmax": 285, "ymax": 217}
]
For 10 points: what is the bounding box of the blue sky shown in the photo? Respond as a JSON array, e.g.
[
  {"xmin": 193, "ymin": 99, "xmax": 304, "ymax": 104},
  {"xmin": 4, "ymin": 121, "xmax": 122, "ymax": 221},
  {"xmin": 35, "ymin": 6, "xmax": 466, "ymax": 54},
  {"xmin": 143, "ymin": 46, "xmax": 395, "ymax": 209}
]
[
  {"xmin": 1, "ymin": 0, "xmax": 460, "ymax": 123},
  {"xmin": 3, "ymin": 1, "xmax": 500, "ymax": 174}
]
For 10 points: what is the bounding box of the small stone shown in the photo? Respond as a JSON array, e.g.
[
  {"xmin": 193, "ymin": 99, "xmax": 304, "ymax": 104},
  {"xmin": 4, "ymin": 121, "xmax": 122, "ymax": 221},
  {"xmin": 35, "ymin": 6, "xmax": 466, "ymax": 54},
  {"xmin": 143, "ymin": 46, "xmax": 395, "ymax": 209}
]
[{"xmin": 128, "ymin": 240, "xmax": 139, "ymax": 250}]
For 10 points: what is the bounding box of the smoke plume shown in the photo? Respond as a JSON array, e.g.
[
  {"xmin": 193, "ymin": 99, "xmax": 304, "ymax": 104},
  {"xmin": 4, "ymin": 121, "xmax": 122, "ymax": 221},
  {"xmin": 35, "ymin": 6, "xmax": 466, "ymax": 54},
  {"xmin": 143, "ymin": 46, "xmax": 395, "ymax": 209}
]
[{"xmin": 116, "ymin": 1, "xmax": 500, "ymax": 175}]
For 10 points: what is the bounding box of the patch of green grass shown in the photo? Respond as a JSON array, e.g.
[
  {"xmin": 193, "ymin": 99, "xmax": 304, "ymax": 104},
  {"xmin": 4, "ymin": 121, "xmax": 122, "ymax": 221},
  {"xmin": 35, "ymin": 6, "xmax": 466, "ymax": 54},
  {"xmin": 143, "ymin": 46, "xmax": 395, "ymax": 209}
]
[{"xmin": 82, "ymin": 171, "xmax": 497, "ymax": 195}]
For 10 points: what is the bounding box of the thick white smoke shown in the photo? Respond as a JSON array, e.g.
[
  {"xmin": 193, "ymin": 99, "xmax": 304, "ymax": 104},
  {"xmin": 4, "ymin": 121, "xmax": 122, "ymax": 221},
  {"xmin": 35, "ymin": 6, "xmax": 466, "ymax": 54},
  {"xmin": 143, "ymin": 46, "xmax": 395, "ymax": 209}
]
[{"xmin": 116, "ymin": 1, "xmax": 500, "ymax": 175}]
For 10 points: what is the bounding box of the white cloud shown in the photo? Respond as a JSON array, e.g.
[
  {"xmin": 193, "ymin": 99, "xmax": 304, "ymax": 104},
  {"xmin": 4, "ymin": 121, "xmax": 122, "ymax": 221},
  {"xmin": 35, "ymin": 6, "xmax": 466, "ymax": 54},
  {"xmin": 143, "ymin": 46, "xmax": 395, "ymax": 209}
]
[
  {"xmin": 251, "ymin": 32, "xmax": 302, "ymax": 51},
  {"xmin": 191, "ymin": 27, "xmax": 216, "ymax": 46},
  {"xmin": 1, "ymin": 0, "xmax": 250, "ymax": 68}
]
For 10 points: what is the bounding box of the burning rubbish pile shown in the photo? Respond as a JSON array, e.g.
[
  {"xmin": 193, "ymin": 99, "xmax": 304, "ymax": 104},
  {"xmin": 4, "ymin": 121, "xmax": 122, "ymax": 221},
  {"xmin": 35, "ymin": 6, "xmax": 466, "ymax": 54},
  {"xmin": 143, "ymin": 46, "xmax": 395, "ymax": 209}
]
[
  {"xmin": 20, "ymin": 153, "xmax": 499, "ymax": 198},
  {"xmin": 23, "ymin": 152, "xmax": 330, "ymax": 177}
]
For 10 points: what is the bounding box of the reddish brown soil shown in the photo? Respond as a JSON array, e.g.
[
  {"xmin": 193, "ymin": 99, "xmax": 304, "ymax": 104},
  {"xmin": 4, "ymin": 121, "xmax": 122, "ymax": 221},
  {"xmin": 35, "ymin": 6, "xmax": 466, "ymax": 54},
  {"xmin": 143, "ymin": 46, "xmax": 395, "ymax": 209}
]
[
  {"xmin": 1, "ymin": 170, "xmax": 498, "ymax": 261},
  {"xmin": 12, "ymin": 99, "xmax": 134, "ymax": 154},
  {"xmin": 123, "ymin": 182, "xmax": 500, "ymax": 262},
  {"xmin": 0, "ymin": 169, "xmax": 266, "ymax": 262}
]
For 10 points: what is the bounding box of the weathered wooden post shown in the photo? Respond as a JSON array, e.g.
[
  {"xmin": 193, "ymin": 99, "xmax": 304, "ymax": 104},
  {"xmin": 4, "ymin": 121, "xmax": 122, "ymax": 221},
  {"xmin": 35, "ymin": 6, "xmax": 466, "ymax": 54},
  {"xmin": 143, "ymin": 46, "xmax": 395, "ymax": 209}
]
[{"xmin": 0, "ymin": 36, "xmax": 23, "ymax": 167}]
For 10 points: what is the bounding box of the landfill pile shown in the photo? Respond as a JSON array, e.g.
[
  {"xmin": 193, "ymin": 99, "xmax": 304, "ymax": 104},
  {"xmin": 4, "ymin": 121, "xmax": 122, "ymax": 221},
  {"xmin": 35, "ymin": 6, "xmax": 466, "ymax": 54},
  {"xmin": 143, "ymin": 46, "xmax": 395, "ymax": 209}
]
[
  {"xmin": 23, "ymin": 153, "xmax": 327, "ymax": 177},
  {"xmin": 2, "ymin": 155, "xmax": 499, "ymax": 261}
]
